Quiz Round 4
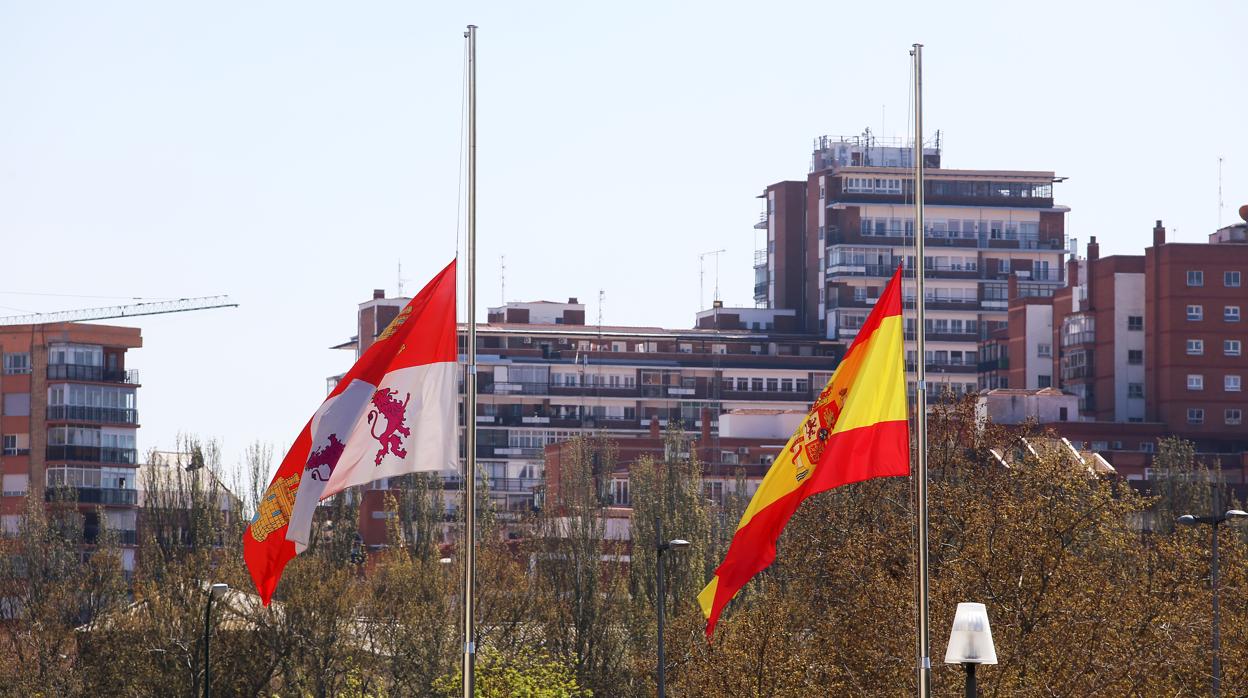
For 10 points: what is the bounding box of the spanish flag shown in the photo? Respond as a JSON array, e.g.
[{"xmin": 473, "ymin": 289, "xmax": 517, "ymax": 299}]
[{"xmin": 698, "ymin": 264, "xmax": 910, "ymax": 639}]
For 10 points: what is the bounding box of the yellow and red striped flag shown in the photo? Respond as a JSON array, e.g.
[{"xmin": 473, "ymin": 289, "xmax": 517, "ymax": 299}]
[{"xmin": 698, "ymin": 264, "xmax": 910, "ymax": 639}]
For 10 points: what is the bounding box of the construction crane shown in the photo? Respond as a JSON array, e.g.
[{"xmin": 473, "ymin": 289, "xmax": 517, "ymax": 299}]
[{"xmin": 0, "ymin": 295, "xmax": 238, "ymax": 326}]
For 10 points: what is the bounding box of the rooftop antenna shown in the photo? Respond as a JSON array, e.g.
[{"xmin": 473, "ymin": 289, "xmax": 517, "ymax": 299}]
[
  {"xmin": 500, "ymin": 255, "xmax": 506, "ymax": 304},
  {"xmin": 396, "ymin": 261, "xmax": 409, "ymax": 297},
  {"xmin": 597, "ymin": 289, "xmax": 605, "ymax": 329},
  {"xmin": 1219, "ymin": 156, "xmax": 1225, "ymax": 227},
  {"xmin": 699, "ymin": 249, "xmax": 726, "ymax": 309}
]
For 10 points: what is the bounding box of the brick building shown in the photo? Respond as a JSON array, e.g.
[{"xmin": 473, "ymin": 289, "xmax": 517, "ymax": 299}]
[
  {"xmin": 979, "ymin": 210, "xmax": 1248, "ymax": 479},
  {"xmin": 0, "ymin": 323, "xmax": 142, "ymax": 570}
]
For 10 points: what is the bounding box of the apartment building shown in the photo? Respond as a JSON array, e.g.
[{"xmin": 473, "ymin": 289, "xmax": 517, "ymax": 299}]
[
  {"xmin": 0, "ymin": 323, "xmax": 142, "ymax": 570},
  {"xmin": 330, "ymin": 291, "xmax": 844, "ymax": 547},
  {"xmin": 755, "ymin": 133, "xmax": 1069, "ymax": 400},
  {"xmin": 978, "ymin": 211, "xmax": 1248, "ymax": 478}
]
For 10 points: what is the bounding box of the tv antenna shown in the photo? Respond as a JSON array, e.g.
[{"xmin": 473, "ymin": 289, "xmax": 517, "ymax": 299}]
[
  {"xmin": 396, "ymin": 261, "xmax": 409, "ymax": 297},
  {"xmin": 500, "ymin": 255, "xmax": 506, "ymax": 304},
  {"xmin": 699, "ymin": 249, "xmax": 726, "ymax": 309},
  {"xmin": 1219, "ymin": 156, "xmax": 1225, "ymax": 227}
]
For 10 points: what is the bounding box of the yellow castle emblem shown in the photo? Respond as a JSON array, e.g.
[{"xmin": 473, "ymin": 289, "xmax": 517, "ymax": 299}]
[
  {"xmin": 250, "ymin": 472, "xmax": 301, "ymax": 543},
  {"xmin": 377, "ymin": 306, "xmax": 413, "ymax": 342}
]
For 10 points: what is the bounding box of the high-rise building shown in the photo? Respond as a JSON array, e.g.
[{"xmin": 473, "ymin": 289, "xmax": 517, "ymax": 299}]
[
  {"xmin": 755, "ymin": 133, "xmax": 1069, "ymax": 401},
  {"xmin": 0, "ymin": 323, "xmax": 142, "ymax": 570}
]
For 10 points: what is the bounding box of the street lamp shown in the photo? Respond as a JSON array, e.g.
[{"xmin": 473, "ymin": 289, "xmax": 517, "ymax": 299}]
[
  {"xmin": 655, "ymin": 514, "xmax": 689, "ymax": 698},
  {"xmin": 203, "ymin": 582, "xmax": 229, "ymax": 698},
  {"xmin": 1177, "ymin": 508, "xmax": 1248, "ymax": 698},
  {"xmin": 944, "ymin": 602, "xmax": 997, "ymax": 698}
]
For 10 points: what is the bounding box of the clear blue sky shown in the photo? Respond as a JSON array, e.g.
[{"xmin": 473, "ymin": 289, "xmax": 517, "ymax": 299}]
[{"xmin": 2, "ymin": 1, "xmax": 1245, "ymax": 474}]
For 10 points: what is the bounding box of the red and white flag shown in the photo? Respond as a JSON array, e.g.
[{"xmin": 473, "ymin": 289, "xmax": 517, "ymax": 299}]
[{"xmin": 244, "ymin": 260, "xmax": 458, "ymax": 604}]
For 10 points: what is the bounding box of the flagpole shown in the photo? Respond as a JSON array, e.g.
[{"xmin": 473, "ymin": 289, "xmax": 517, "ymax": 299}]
[
  {"xmin": 463, "ymin": 23, "xmax": 478, "ymax": 698},
  {"xmin": 911, "ymin": 42, "xmax": 932, "ymax": 698}
]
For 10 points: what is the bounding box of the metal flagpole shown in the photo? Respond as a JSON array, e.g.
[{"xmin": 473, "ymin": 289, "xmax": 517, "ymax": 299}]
[
  {"xmin": 463, "ymin": 23, "xmax": 478, "ymax": 698},
  {"xmin": 911, "ymin": 42, "xmax": 932, "ymax": 698}
]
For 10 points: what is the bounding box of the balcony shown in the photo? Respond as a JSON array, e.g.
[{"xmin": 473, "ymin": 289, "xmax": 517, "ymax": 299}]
[
  {"xmin": 905, "ymin": 331, "xmax": 979, "ymax": 343},
  {"xmin": 47, "ymin": 364, "xmax": 140, "ymax": 384},
  {"xmin": 441, "ymin": 476, "xmax": 543, "ymax": 493},
  {"xmin": 482, "ymin": 381, "xmax": 549, "ymax": 396},
  {"xmin": 46, "ymin": 445, "xmax": 138, "ymax": 465},
  {"xmin": 46, "ymin": 405, "xmax": 139, "ymax": 425},
  {"xmin": 905, "ymin": 361, "xmax": 979, "ymax": 375},
  {"xmin": 1061, "ymin": 331, "xmax": 1097, "ymax": 348},
  {"xmin": 45, "ymin": 486, "xmax": 138, "ymax": 506},
  {"xmin": 977, "ymin": 357, "xmax": 1009, "ymax": 372},
  {"xmin": 720, "ymin": 388, "xmax": 812, "ymax": 402}
]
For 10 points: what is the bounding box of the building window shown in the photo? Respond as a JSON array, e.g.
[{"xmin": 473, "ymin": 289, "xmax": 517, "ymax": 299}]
[
  {"xmin": 1128, "ymin": 383, "xmax": 1144, "ymax": 399},
  {"xmin": 1226, "ymin": 271, "xmax": 1241, "ymax": 288},
  {"xmin": 780, "ymin": 378, "xmax": 793, "ymax": 392},
  {"xmin": 1227, "ymin": 409, "xmax": 1243, "ymax": 426},
  {"xmin": 2, "ymin": 353, "xmax": 31, "ymax": 375},
  {"xmin": 1140, "ymin": 441, "xmax": 1156, "ymax": 453},
  {"xmin": 1038, "ymin": 375, "xmax": 1052, "ymax": 388},
  {"xmin": 2, "ymin": 393, "xmax": 30, "ymax": 417},
  {"xmin": 1188, "ymin": 408, "xmax": 1205, "ymax": 424},
  {"xmin": 1226, "ymin": 375, "xmax": 1242, "ymax": 392},
  {"xmin": 1187, "ymin": 374, "xmax": 1204, "ymax": 391},
  {"xmin": 1127, "ymin": 316, "xmax": 1143, "ymax": 331},
  {"xmin": 765, "ymin": 378, "xmax": 779, "ymax": 392},
  {"xmin": 1187, "ymin": 305, "xmax": 1203, "ymax": 321},
  {"xmin": 1226, "ymin": 306, "xmax": 1241, "ymax": 322},
  {"xmin": 1037, "ymin": 343, "xmax": 1052, "ymax": 358},
  {"xmin": 1226, "ymin": 340, "xmax": 1242, "ymax": 356},
  {"xmin": 1187, "ymin": 339, "xmax": 1204, "ymax": 355},
  {"xmin": 1128, "ymin": 350, "xmax": 1144, "ymax": 365},
  {"xmin": 1, "ymin": 434, "xmax": 29, "ymax": 457},
  {"xmin": 1187, "ymin": 270, "xmax": 1204, "ymax": 287}
]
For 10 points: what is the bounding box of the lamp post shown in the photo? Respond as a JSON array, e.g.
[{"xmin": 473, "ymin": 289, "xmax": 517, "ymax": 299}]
[
  {"xmin": 655, "ymin": 515, "xmax": 689, "ymax": 698},
  {"xmin": 1177, "ymin": 508, "xmax": 1248, "ymax": 698},
  {"xmin": 944, "ymin": 602, "xmax": 997, "ymax": 698},
  {"xmin": 203, "ymin": 583, "xmax": 228, "ymax": 698}
]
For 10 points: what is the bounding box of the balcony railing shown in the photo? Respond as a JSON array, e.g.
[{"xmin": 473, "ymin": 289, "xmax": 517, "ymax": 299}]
[
  {"xmin": 1061, "ymin": 331, "xmax": 1097, "ymax": 347},
  {"xmin": 46, "ymin": 445, "xmax": 138, "ymax": 465},
  {"xmin": 977, "ymin": 357, "xmax": 1009, "ymax": 372},
  {"xmin": 47, "ymin": 364, "xmax": 140, "ymax": 384},
  {"xmin": 46, "ymin": 405, "xmax": 138, "ymax": 425},
  {"xmin": 441, "ymin": 476, "xmax": 543, "ymax": 493},
  {"xmin": 904, "ymin": 331, "xmax": 979, "ymax": 343},
  {"xmin": 720, "ymin": 388, "xmax": 812, "ymax": 402},
  {"xmin": 44, "ymin": 486, "xmax": 138, "ymax": 506},
  {"xmin": 905, "ymin": 361, "xmax": 979, "ymax": 374}
]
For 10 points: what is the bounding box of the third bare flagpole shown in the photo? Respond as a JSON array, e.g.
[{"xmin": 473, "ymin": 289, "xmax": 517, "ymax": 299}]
[
  {"xmin": 463, "ymin": 23, "xmax": 478, "ymax": 698},
  {"xmin": 911, "ymin": 42, "xmax": 932, "ymax": 698}
]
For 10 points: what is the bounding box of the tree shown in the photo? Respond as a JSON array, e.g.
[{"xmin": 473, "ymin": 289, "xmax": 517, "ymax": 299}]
[
  {"xmin": 626, "ymin": 425, "xmax": 711, "ymax": 694},
  {"xmin": 670, "ymin": 403, "xmax": 1248, "ymax": 696},
  {"xmin": 431, "ymin": 646, "xmax": 591, "ymax": 698},
  {"xmin": 533, "ymin": 436, "xmax": 630, "ymax": 695}
]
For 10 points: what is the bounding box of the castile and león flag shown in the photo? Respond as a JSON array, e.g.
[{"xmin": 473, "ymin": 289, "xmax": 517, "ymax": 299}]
[
  {"xmin": 698, "ymin": 263, "xmax": 911, "ymax": 639},
  {"xmin": 244, "ymin": 259, "xmax": 459, "ymax": 605}
]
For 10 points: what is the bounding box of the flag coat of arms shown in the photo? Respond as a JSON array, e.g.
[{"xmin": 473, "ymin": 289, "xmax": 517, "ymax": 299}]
[
  {"xmin": 244, "ymin": 260, "xmax": 459, "ymax": 604},
  {"xmin": 698, "ymin": 264, "xmax": 910, "ymax": 638}
]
